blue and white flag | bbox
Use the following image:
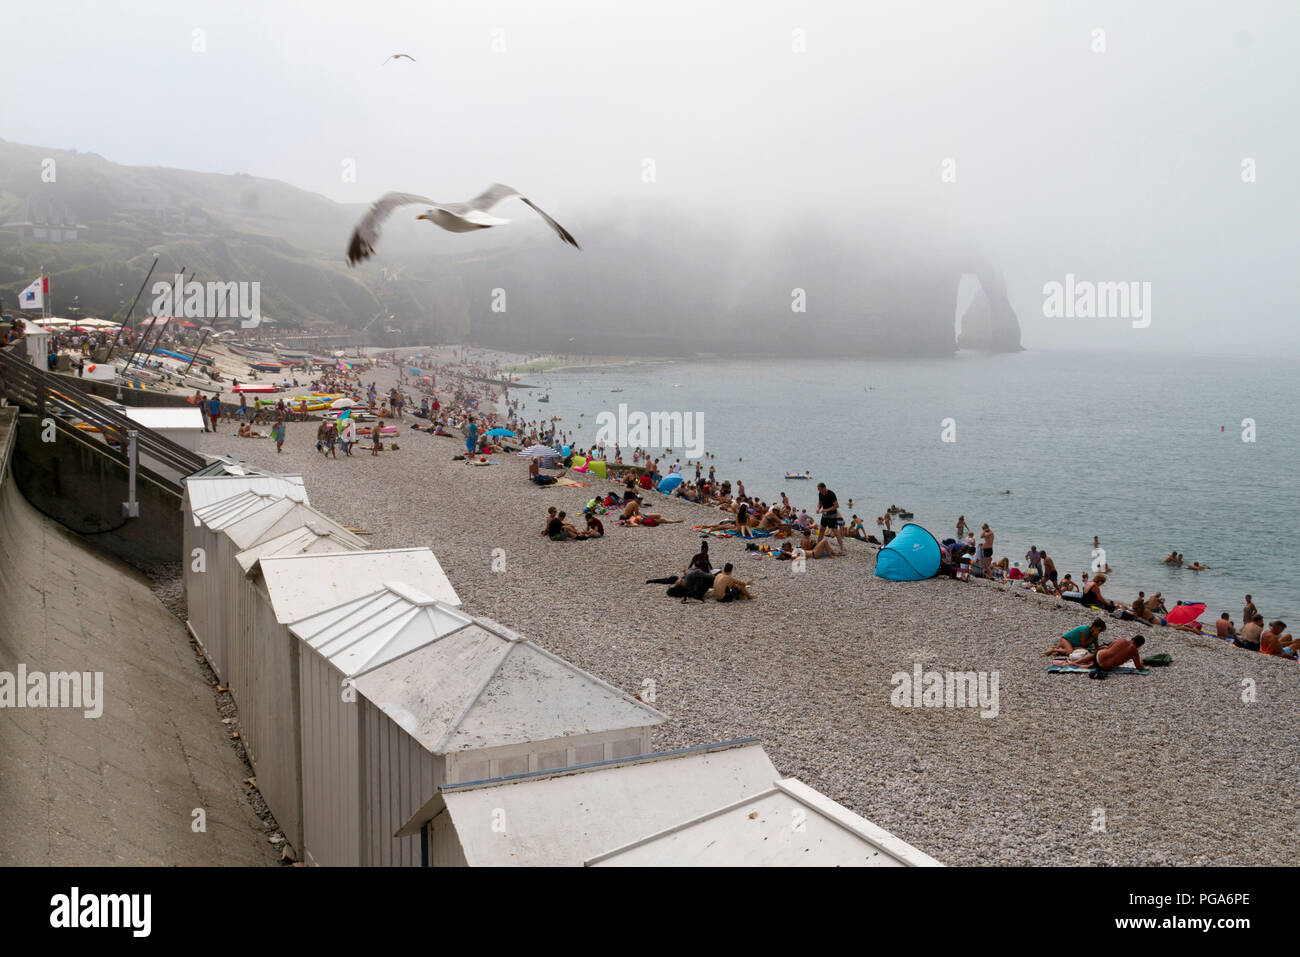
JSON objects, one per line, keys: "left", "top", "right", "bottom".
{"left": 20, "top": 277, "right": 46, "bottom": 309}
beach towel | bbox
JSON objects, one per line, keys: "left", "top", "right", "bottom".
{"left": 1048, "top": 664, "right": 1150, "bottom": 675}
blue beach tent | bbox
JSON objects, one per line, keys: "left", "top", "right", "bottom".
{"left": 874, "top": 523, "right": 942, "bottom": 581}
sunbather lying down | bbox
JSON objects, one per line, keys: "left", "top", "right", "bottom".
{"left": 1069, "top": 635, "right": 1146, "bottom": 678}
{"left": 621, "top": 497, "right": 683, "bottom": 526}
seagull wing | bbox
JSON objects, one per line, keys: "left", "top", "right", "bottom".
{"left": 347, "top": 191, "right": 438, "bottom": 265}
{"left": 452, "top": 183, "right": 581, "bottom": 249}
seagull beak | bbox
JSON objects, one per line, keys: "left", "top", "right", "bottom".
{"left": 415, "top": 213, "right": 427, "bottom": 221}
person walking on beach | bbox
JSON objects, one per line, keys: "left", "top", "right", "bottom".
{"left": 270, "top": 415, "right": 286, "bottom": 454}
{"left": 815, "top": 482, "right": 847, "bottom": 555}
{"left": 979, "top": 523, "right": 994, "bottom": 578}
{"left": 956, "top": 515, "right": 968, "bottom": 540}
{"left": 1243, "top": 595, "right": 1257, "bottom": 625}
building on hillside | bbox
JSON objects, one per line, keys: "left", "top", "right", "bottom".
{"left": 0, "top": 198, "right": 87, "bottom": 242}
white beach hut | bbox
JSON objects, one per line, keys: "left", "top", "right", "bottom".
{"left": 181, "top": 473, "right": 306, "bottom": 598}
{"left": 289, "top": 585, "right": 666, "bottom": 866}
{"left": 22, "top": 320, "right": 52, "bottom": 366}
{"left": 187, "top": 489, "right": 320, "bottom": 680}
{"left": 236, "top": 548, "right": 463, "bottom": 856}
{"left": 585, "top": 777, "right": 943, "bottom": 867}
{"left": 229, "top": 516, "right": 368, "bottom": 813}
{"left": 395, "top": 739, "right": 780, "bottom": 866}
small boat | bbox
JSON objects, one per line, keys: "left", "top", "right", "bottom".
{"left": 234, "top": 384, "right": 280, "bottom": 394}
{"left": 250, "top": 360, "right": 282, "bottom": 372}
{"left": 610, "top": 388, "right": 623, "bottom": 393}
{"left": 537, "top": 395, "right": 550, "bottom": 403}
{"left": 785, "top": 472, "right": 812, "bottom": 480}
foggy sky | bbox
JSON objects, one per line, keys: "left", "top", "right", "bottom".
{"left": 6, "top": 0, "right": 1298, "bottom": 356}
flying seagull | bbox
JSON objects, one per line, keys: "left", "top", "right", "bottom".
{"left": 346, "top": 184, "right": 580, "bottom": 265}
{"left": 382, "top": 54, "right": 416, "bottom": 64}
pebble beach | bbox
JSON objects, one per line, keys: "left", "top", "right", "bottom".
{"left": 196, "top": 354, "right": 1300, "bottom": 867}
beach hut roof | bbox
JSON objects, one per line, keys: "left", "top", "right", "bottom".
{"left": 349, "top": 602, "right": 666, "bottom": 754}
{"left": 289, "top": 584, "right": 474, "bottom": 678}
{"left": 193, "top": 490, "right": 292, "bottom": 532}
{"left": 257, "top": 548, "right": 461, "bottom": 623}
{"left": 187, "top": 455, "right": 275, "bottom": 479}
{"left": 218, "top": 498, "right": 348, "bottom": 551}
{"left": 235, "top": 517, "right": 368, "bottom": 573}
{"left": 183, "top": 473, "right": 307, "bottom": 518}
{"left": 585, "top": 777, "right": 943, "bottom": 867}
{"left": 394, "top": 740, "right": 778, "bottom": 864}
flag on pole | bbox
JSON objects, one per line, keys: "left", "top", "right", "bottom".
{"left": 20, "top": 277, "right": 47, "bottom": 310}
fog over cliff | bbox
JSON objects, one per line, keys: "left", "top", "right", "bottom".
{"left": 5, "top": 0, "right": 1298, "bottom": 356}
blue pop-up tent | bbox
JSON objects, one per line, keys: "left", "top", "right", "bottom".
{"left": 874, "top": 523, "right": 941, "bottom": 581}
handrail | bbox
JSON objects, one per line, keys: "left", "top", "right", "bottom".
{"left": 0, "top": 348, "right": 206, "bottom": 477}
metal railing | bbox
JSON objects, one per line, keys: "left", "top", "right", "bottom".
{"left": 0, "top": 347, "right": 206, "bottom": 479}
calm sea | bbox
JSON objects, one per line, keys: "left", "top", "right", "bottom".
{"left": 518, "top": 348, "right": 1300, "bottom": 624}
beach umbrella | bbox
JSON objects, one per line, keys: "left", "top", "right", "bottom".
{"left": 485, "top": 428, "right": 516, "bottom": 437}
{"left": 518, "top": 445, "right": 560, "bottom": 457}
{"left": 330, "top": 397, "right": 356, "bottom": 408}
{"left": 561, "top": 445, "right": 572, "bottom": 456}
{"left": 657, "top": 473, "right": 684, "bottom": 493}
{"left": 1165, "top": 602, "right": 1206, "bottom": 626}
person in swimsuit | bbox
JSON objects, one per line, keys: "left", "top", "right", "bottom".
{"left": 1046, "top": 618, "right": 1107, "bottom": 656}
{"left": 799, "top": 530, "right": 836, "bottom": 558}
{"left": 712, "top": 562, "right": 755, "bottom": 600}
{"left": 1071, "top": 635, "right": 1146, "bottom": 677}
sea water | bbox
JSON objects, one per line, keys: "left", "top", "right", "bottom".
{"left": 518, "top": 348, "right": 1299, "bottom": 624}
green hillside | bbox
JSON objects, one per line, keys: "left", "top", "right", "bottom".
{"left": 0, "top": 139, "right": 393, "bottom": 333}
